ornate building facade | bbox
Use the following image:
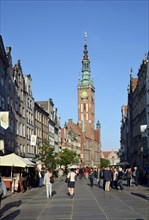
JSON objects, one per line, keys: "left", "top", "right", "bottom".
{"left": 0, "top": 36, "right": 8, "bottom": 155}
{"left": 120, "top": 53, "right": 149, "bottom": 182}
{"left": 36, "top": 99, "right": 61, "bottom": 154}
{"left": 61, "top": 34, "right": 101, "bottom": 167}
{"left": 101, "top": 150, "right": 120, "bottom": 166}
{"left": 0, "top": 35, "right": 61, "bottom": 159}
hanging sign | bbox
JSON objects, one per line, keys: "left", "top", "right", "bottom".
{"left": 0, "top": 112, "right": 9, "bottom": 129}
{"left": 31, "top": 135, "right": 37, "bottom": 146}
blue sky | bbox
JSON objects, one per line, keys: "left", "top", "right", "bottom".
{"left": 0, "top": 0, "right": 148, "bottom": 151}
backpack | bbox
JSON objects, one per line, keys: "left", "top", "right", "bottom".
{"left": 100, "top": 171, "right": 104, "bottom": 178}
{"left": 119, "top": 171, "right": 126, "bottom": 180}
{"left": 126, "top": 171, "right": 131, "bottom": 178}
{"left": 133, "top": 170, "right": 136, "bottom": 177}
{"left": 89, "top": 172, "right": 94, "bottom": 179}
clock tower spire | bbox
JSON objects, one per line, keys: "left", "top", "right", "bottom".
{"left": 61, "top": 33, "right": 101, "bottom": 168}
{"left": 78, "top": 32, "right": 94, "bottom": 88}
{"left": 78, "top": 33, "right": 95, "bottom": 139}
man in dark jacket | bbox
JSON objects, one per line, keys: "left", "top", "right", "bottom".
{"left": 103, "top": 167, "right": 112, "bottom": 191}
{"left": 117, "top": 167, "right": 124, "bottom": 191}
{"left": 133, "top": 166, "right": 139, "bottom": 186}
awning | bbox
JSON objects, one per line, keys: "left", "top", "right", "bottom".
{"left": 70, "top": 165, "right": 78, "bottom": 169}
{"left": 116, "top": 161, "right": 130, "bottom": 166}
{"left": 0, "top": 153, "right": 35, "bottom": 168}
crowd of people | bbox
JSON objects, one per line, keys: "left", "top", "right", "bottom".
{"left": 40, "top": 165, "right": 146, "bottom": 199}
{"left": 76, "top": 165, "right": 143, "bottom": 192}
{"left": 0, "top": 165, "right": 147, "bottom": 203}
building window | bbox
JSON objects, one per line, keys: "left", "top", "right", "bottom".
{"left": 16, "top": 121, "right": 19, "bottom": 135}
{"left": 83, "top": 103, "right": 86, "bottom": 111}
{"left": 15, "top": 102, "right": 18, "bottom": 112}
{"left": 81, "top": 104, "right": 83, "bottom": 112}
{"left": 1, "top": 76, "right": 4, "bottom": 86}
{"left": 86, "top": 114, "right": 88, "bottom": 120}
{"left": 1, "top": 97, "right": 4, "bottom": 109}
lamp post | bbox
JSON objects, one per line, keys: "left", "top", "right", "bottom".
{"left": 140, "top": 147, "right": 144, "bottom": 170}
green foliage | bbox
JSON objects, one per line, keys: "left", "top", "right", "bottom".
{"left": 37, "top": 140, "right": 80, "bottom": 168}
{"left": 100, "top": 158, "right": 110, "bottom": 168}
{"left": 38, "top": 139, "right": 56, "bottom": 169}
{"left": 57, "top": 148, "right": 80, "bottom": 167}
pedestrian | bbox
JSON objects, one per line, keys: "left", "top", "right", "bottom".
{"left": 99, "top": 168, "right": 104, "bottom": 189}
{"left": 58, "top": 168, "right": 64, "bottom": 181}
{"left": 96, "top": 168, "right": 101, "bottom": 187}
{"left": 79, "top": 167, "right": 84, "bottom": 179}
{"left": 112, "top": 168, "right": 118, "bottom": 189}
{"left": 19, "top": 172, "right": 25, "bottom": 193}
{"left": 133, "top": 166, "right": 139, "bottom": 186}
{"left": 43, "top": 168, "right": 54, "bottom": 199}
{"left": 75, "top": 167, "right": 79, "bottom": 177}
{"left": 84, "top": 166, "right": 90, "bottom": 179}
{"left": 38, "top": 171, "right": 43, "bottom": 187}
{"left": 0, "top": 174, "right": 7, "bottom": 208}
{"left": 67, "top": 168, "right": 76, "bottom": 198}
{"left": 125, "top": 168, "right": 132, "bottom": 187}
{"left": 117, "top": 167, "right": 124, "bottom": 191}
{"left": 89, "top": 168, "right": 94, "bottom": 187}
{"left": 103, "top": 167, "right": 112, "bottom": 192}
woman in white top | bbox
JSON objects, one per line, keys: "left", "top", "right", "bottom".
{"left": 67, "top": 168, "right": 76, "bottom": 198}
{"left": 43, "top": 168, "right": 53, "bottom": 198}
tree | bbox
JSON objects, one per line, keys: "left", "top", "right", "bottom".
{"left": 38, "top": 139, "right": 56, "bottom": 169}
{"left": 100, "top": 158, "right": 110, "bottom": 168}
{"left": 57, "top": 148, "right": 80, "bottom": 167}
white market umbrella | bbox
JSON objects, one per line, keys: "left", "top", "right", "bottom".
{"left": 0, "top": 153, "right": 35, "bottom": 168}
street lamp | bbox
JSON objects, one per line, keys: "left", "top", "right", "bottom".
{"left": 140, "top": 147, "right": 144, "bottom": 169}
{"left": 140, "top": 125, "right": 147, "bottom": 137}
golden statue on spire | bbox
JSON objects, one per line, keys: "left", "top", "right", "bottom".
{"left": 84, "top": 32, "right": 87, "bottom": 44}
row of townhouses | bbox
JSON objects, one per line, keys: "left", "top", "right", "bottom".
{"left": 120, "top": 52, "right": 149, "bottom": 176}
{"left": 0, "top": 34, "right": 101, "bottom": 167}
{"left": 0, "top": 35, "right": 61, "bottom": 159}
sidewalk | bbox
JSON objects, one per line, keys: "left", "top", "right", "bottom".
{"left": 0, "top": 178, "right": 149, "bottom": 220}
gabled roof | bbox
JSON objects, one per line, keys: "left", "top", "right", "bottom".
{"left": 102, "top": 151, "right": 119, "bottom": 159}
{"left": 67, "top": 120, "right": 82, "bottom": 135}
{"left": 124, "top": 105, "right": 128, "bottom": 114}
{"left": 133, "top": 78, "right": 138, "bottom": 90}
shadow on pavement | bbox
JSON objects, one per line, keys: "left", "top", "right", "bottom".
{"left": 52, "top": 190, "right": 57, "bottom": 198}
{"left": 131, "top": 192, "right": 149, "bottom": 201}
{"left": 0, "top": 210, "right": 20, "bottom": 220}
{"left": 136, "top": 219, "right": 146, "bottom": 220}
{"left": 0, "top": 200, "right": 22, "bottom": 219}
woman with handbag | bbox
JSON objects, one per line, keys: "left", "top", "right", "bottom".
{"left": 43, "top": 168, "right": 54, "bottom": 199}
{"left": 67, "top": 168, "right": 76, "bottom": 199}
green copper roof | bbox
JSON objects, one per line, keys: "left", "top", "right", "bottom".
{"left": 78, "top": 33, "right": 94, "bottom": 88}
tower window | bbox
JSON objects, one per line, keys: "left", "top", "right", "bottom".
{"left": 83, "top": 103, "right": 86, "bottom": 111}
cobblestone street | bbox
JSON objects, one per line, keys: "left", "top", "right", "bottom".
{"left": 0, "top": 178, "right": 149, "bottom": 220}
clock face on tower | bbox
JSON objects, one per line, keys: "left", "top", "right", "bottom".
{"left": 81, "top": 90, "right": 88, "bottom": 99}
